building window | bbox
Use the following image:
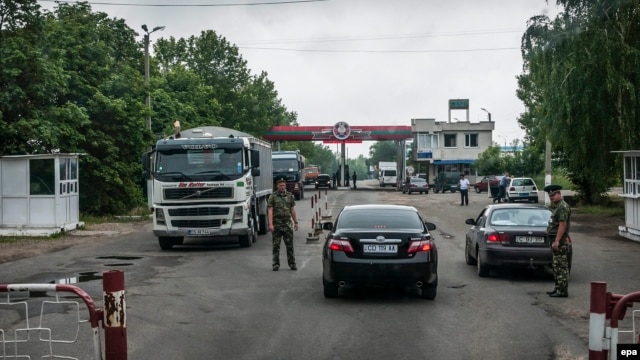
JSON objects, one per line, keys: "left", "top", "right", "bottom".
{"left": 416, "top": 133, "right": 439, "bottom": 150}
{"left": 30, "top": 159, "right": 55, "bottom": 195}
{"left": 465, "top": 133, "right": 479, "bottom": 148}
{"left": 623, "top": 155, "right": 640, "bottom": 197}
{"left": 443, "top": 134, "right": 457, "bottom": 148}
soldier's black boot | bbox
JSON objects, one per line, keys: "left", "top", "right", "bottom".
{"left": 546, "top": 288, "right": 557, "bottom": 295}
{"left": 549, "top": 292, "right": 568, "bottom": 298}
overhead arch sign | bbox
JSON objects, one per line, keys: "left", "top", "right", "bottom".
{"left": 263, "top": 123, "right": 412, "bottom": 143}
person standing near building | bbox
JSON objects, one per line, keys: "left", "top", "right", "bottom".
{"left": 494, "top": 171, "right": 510, "bottom": 203}
{"left": 268, "top": 175, "right": 299, "bottom": 271}
{"left": 545, "top": 184, "right": 571, "bottom": 298}
{"left": 459, "top": 173, "right": 470, "bottom": 206}
{"left": 352, "top": 171, "right": 357, "bottom": 189}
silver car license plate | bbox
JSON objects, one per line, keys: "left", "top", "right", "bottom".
{"left": 515, "top": 236, "right": 544, "bottom": 244}
{"left": 363, "top": 244, "right": 398, "bottom": 254}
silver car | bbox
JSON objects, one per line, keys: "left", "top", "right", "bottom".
{"left": 505, "top": 177, "right": 539, "bottom": 203}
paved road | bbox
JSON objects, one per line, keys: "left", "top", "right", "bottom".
{"left": 1, "top": 183, "right": 639, "bottom": 360}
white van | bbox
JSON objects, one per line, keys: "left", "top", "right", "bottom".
{"left": 379, "top": 168, "right": 397, "bottom": 187}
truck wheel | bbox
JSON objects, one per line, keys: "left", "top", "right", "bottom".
{"left": 239, "top": 234, "right": 252, "bottom": 248}
{"left": 258, "top": 214, "right": 267, "bottom": 235}
{"left": 295, "top": 192, "right": 301, "bottom": 200}
{"left": 158, "top": 237, "right": 175, "bottom": 251}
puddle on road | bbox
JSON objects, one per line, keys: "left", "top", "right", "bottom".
{"left": 96, "top": 256, "right": 142, "bottom": 261}
{"left": 50, "top": 271, "right": 103, "bottom": 284}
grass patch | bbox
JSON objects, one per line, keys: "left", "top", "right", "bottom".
{"left": 577, "top": 205, "right": 625, "bottom": 216}
{"left": 80, "top": 206, "right": 151, "bottom": 225}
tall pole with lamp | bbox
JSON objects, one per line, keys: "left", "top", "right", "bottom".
{"left": 142, "top": 24, "right": 165, "bottom": 131}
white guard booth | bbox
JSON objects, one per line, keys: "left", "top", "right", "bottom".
{"left": 0, "top": 154, "right": 83, "bottom": 236}
{"left": 617, "top": 150, "right": 640, "bottom": 242}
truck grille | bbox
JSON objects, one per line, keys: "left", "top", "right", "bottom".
{"left": 164, "top": 187, "right": 233, "bottom": 200}
{"left": 169, "top": 207, "right": 230, "bottom": 217}
{"left": 171, "top": 219, "right": 222, "bottom": 228}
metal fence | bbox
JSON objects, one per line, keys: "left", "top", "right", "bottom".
{"left": 1, "top": 270, "right": 126, "bottom": 360}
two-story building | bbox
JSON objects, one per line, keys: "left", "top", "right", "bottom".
{"left": 411, "top": 117, "right": 495, "bottom": 182}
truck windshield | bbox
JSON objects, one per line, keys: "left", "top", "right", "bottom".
{"left": 155, "top": 148, "right": 244, "bottom": 181}
{"left": 273, "top": 159, "right": 300, "bottom": 172}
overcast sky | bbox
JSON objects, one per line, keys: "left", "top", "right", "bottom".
{"left": 39, "top": 0, "right": 561, "bottom": 157}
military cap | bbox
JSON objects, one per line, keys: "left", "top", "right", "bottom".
{"left": 274, "top": 175, "right": 287, "bottom": 184}
{"left": 543, "top": 184, "right": 563, "bottom": 193}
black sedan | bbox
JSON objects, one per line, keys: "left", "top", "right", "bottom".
{"left": 315, "top": 174, "right": 332, "bottom": 189}
{"left": 321, "top": 204, "right": 438, "bottom": 299}
{"left": 464, "top": 203, "right": 572, "bottom": 277}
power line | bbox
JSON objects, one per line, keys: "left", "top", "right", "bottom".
{"left": 233, "top": 28, "right": 524, "bottom": 45}
{"left": 37, "top": 0, "right": 328, "bottom": 6}
{"left": 237, "top": 46, "right": 519, "bottom": 53}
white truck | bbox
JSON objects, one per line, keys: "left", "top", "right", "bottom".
{"left": 142, "top": 126, "right": 272, "bottom": 250}
{"left": 378, "top": 161, "right": 398, "bottom": 187}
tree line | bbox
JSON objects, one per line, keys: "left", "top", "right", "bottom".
{"left": 0, "top": 1, "right": 310, "bottom": 214}
{"left": 2, "top": 1, "right": 639, "bottom": 213}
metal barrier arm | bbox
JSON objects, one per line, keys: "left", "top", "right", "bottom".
{"left": 0, "top": 283, "right": 104, "bottom": 360}
{"left": 609, "top": 291, "right": 640, "bottom": 359}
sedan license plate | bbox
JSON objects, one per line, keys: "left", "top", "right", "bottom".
{"left": 188, "top": 229, "right": 211, "bottom": 235}
{"left": 363, "top": 244, "right": 398, "bottom": 254}
{"left": 515, "top": 236, "right": 544, "bottom": 244}
{"left": 519, "top": 192, "right": 529, "bottom": 197}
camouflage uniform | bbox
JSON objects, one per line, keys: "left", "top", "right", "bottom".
{"left": 268, "top": 191, "right": 296, "bottom": 269}
{"left": 547, "top": 199, "right": 571, "bottom": 295}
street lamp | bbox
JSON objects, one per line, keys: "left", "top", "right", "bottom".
{"left": 142, "top": 24, "right": 165, "bottom": 131}
{"left": 480, "top": 107, "right": 492, "bottom": 122}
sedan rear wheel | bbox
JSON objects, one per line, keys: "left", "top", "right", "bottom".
{"left": 420, "top": 284, "right": 437, "bottom": 300}
{"left": 323, "top": 279, "right": 339, "bottom": 298}
{"left": 476, "top": 249, "right": 490, "bottom": 277}
{"left": 475, "top": 186, "right": 481, "bottom": 194}
{"left": 465, "top": 242, "right": 476, "bottom": 265}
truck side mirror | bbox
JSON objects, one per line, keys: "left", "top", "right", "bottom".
{"left": 251, "top": 168, "right": 261, "bottom": 177}
{"left": 141, "top": 151, "right": 152, "bottom": 179}
{"left": 251, "top": 149, "right": 260, "bottom": 168}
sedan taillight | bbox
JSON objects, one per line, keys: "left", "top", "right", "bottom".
{"left": 328, "top": 237, "right": 354, "bottom": 253}
{"left": 407, "top": 236, "right": 433, "bottom": 254}
{"left": 487, "top": 233, "right": 510, "bottom": 244}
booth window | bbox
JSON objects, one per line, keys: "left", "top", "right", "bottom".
{"left": 30, "top": 159, "right": 55, "bottom": 195}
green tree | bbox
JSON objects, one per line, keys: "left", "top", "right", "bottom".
{"left": 474, "top": 145, "right": 505, "bottom": 175}
{"left": 368, "top": 141, "right": 399, "bottom": 169}
{"left": 518, "top": 0, "right": 640, "bottom": 204}
{"left": 153, "top": 31, "right": 296, "bottom": 138}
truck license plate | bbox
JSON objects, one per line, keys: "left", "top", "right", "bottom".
{"left": 188, "top": 229, "right": 211, "bottom": 235}
{"left": 363, "top": 244, "right": 398, "bottom": 254}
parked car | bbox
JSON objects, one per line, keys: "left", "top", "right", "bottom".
{"left": 321, "top": 204, "right": 438, "bottom": 299}
{"left": 315, "top": 174, "right": 332, "bottom": 189}
{"left": 506, "top": 177, "right": 539, "bottom": 203}
{"left": 474, "top": 175, "right": 503, "bottom": 193}
{"left": 464, "top": 203, "right": 572, "bottom": 277}
{"left": 402, "top": 177, "right": 430, "bottom": 194}
{"left": 433, "top": 172, "right": 459, "bottom": 193}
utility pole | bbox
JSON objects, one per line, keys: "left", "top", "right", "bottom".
{"left": 142, "top": 24, "right": 165, "bottom": 131}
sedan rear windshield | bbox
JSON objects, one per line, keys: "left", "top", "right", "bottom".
{"left": 338, "top": 209, "right": 424, "bottom": 229}
{"left": 491, "top": 208, "right": 550, "bottom": 227}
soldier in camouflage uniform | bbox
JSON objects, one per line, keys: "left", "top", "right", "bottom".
{"left": 268, "top": 175, "right": 299, "bottom": 271}
{"left": 545, "top": 185, "right": 571, "bottom": 298}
